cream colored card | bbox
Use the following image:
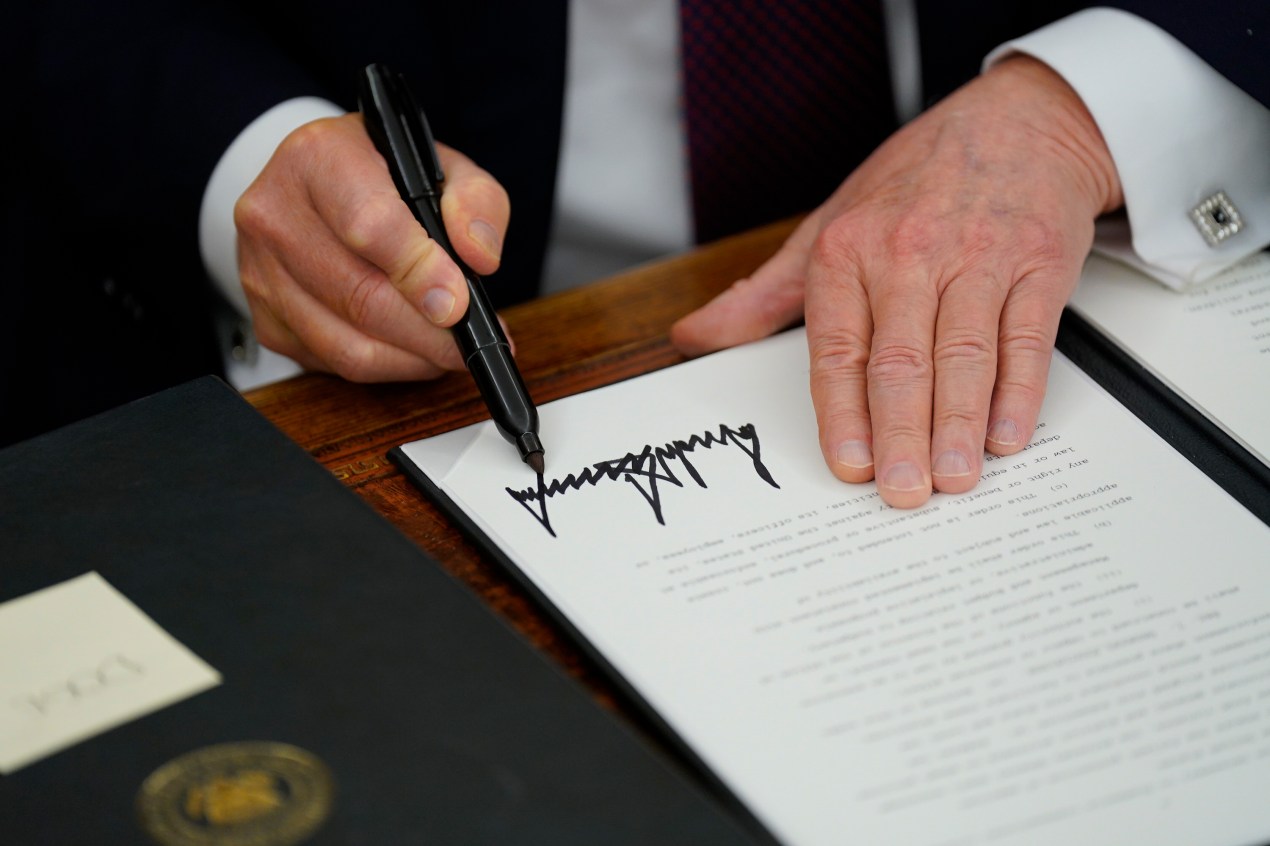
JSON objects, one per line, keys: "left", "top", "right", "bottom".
{"left": 0, "top": 572, "right": 221, "bottom": 774}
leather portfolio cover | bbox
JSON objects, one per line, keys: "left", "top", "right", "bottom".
{"left": 0, "top": 377, "right": 764, "bottom": 845}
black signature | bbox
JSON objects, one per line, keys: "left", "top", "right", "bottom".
{"left": 505, "top": 423, "right": 780, "bottom": 537}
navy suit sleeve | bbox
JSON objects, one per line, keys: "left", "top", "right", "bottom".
{"left": 1102, "top": 1, "right": 1269, "bottom": 107}
{"left": 29, "top": 0, "right": 561, "bottom": 309}
{"left": 34, "top": 2, "right": 332, "bottom": 241}
{"left": 915, "top": 2, "right": 1266, "bottom": 109}
{"left": 6, "top": 0, "right": 565, "bottom": 445}
{"left": 3, "top": 3, "right": 335, "bottom": 444}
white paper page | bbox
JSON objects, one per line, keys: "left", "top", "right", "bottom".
{"left": 399, "top": 329, "right": 1270, "bottom": 846}
{"left": 1069, "top": 251, "right": 1270, "bottom": 465}
{"left": 0, "top": 572, "right": 221, "bottom": 773}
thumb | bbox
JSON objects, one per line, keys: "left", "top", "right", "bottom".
{"left": 670, "top": 215, "right": 821, "bottom": 356}
{"left": 436, "top": 143, "right": 512, "bottom": 276}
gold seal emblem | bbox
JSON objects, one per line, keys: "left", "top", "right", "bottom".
{"left": 136, "top": 742, "right": 334, "bottom": 846}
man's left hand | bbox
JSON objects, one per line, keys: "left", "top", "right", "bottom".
{"left": 672, "top": 56, "right": 1123, "bottom": 508}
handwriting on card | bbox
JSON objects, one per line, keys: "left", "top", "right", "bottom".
{"left": 12, "top": 654, "right": 146, "bottom": 717}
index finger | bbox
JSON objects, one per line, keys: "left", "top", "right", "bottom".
{"left": 805, "top": 228, "right": 876, "bottom": 486}
{"left": 436, "top": 143, "right": 512, "bottom": 276}
{"left": 298, "top": 118, "right": 472, "bottom": 327}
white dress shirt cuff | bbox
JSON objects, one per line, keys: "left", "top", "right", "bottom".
{"left": 986, "top": 7, "right": 1270, "bottom": 289}
{"left": 198, "top": 96, "right": 345, "bottom": 315}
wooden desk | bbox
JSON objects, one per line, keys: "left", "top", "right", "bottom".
{"left": 244, "top": 218, "right": 798, "bottom": 703}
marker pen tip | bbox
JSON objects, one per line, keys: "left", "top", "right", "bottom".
{"left": 526, "top": 451, "right": 545, "bottom": 475}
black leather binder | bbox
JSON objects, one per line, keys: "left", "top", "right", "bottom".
{"left": 0, "top": 377, "right": 766, "bottom": 845}
{"left": 1055, "top": 308, "right": 1270, "bottom": 526}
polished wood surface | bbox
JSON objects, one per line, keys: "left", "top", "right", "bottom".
{"left": 245, "top": 217, "right": 799, "bottom": 702}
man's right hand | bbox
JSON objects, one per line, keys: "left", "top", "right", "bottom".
{"left": 234, "top": 113, "right": 511, "bottom": 381}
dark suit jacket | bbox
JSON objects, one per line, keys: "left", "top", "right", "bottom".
{"left": 4, "top": 1, "right": 1265, "bottom": 445}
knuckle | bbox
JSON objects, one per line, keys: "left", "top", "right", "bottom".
{"left": 237, "top": 256, "right": 284, "bottom": 312}
{"left": 993, "top": 367, "right": 1047, "bottom": 407}
{"left": 233, "top": 190, "right": 275, "bottom": 237}
{"left": 884, "top": 216, "right": 936, "bottom": 262}
{"left": 815, "top": 404, "right": 865, "bottom": 439}
{"left": 238, "top": 264, "right": 266, "bottom": 301}
{"left": 280, "top": 119, "right": 332, "bottom": 159}
{"left": 933, "top": 405, "right": 982, "bottom": 429}
{"left": 998, "top": 320, "right": 1053, "bottom": 355}
{"left": 862, "top": 402, "right": 932, "bottom": 446}
{"left": 810, "top": 216, "right": 866, "bottom": 275}
{"left": 467, "top": 174, "right": 510, "bottom": 215}
{"left": 395, "top": 238, "right": 447, "bottom": 292}
{"left": 866, "top": 342, "right": 933, "bottom": 386}
{"left": 877, "top": 201, "right": 957, "bottom": 264}
{"left": 959, "top": 215, "right": 1000, "bottom": 251}
{"left": 342, "top": 269, "right": 392, "bottom": 328}
{"left": 252, "top": 318, "right": 293, "bottom": 358}
{"left": 438, "top": 165, "right": 510, "bottom": 228}
{"left": 1013, "top": 217, "right": 1066, "bottom": 265}
{"left": 878, "top": 420, "right": 930, "bottom": 444}
{"left": 932, "top": 330, "right": 996, "bottom": 367}
{"left": 808, "top": 330, "right": 870, "bottom": 377}
{"left": 326, "top": 338, "right": 380, "bottom": 382}
{"left": 340, "top": 192, "right": 401, "bottom": 252}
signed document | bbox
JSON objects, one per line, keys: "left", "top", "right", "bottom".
{"left": 1070, "top": 252, "right": 1270, "bottom": 466}
{"left": 395, "top": 329, "right": 1270, "bottom": 846}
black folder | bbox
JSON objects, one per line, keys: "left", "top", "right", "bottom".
{"left": 0, "top": 377, "right": 766, "bottom": 845}
{"left": 1054, "top": 308, "right": 1270, "bottom": 525}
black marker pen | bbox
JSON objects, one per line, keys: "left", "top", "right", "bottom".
{"left": 359, "top": 63, "right": 544, "bottom": 473}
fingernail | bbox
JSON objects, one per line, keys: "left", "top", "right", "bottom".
{"left": 422, "top": 288, "right": 456, "bottom": 324}
{"left": 933, "top": 449, "right": 972, "bottom": 478}
{"left": 881, "top": 461, "right": 926, "bottom": 492}
{"left": 468, "top": 219, "right": 502, "bottom": 261}
{"left": 836, "top": 440, "right": 873, "bottom": 469}
{"left": 987, "top": 419, "right": 1020, "bottom": 447}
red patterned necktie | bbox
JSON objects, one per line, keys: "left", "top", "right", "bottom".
{"left": 680, "top": 0, "right": 896, "bottom": 243}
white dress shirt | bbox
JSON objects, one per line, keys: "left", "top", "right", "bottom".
{"left": 988, "top": 7, "right": 1270, "bottom": 289}
{"left": 198, "top": 3, "right": 1270, "bottom": 389}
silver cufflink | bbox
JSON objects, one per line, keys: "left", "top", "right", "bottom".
{"left": 1190, "top": 190, "right": 1243, "bottom": 247}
